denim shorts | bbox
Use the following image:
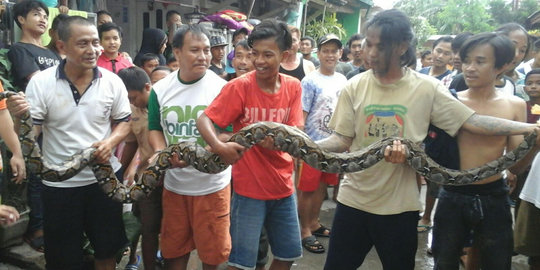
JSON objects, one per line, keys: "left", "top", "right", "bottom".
{"left": 228, "top": 192, "right": 302, "bottom": 269}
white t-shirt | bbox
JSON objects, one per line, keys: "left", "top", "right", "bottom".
{"left": 301, "top": 70, "right": 347, "bottom": 141}
{"left": 330, "top": 69, "right": 475, "bottom": 215}
{"left": 520, "top": 152, "right": 540, "bottom": 208}
{"left": 150, "top": 70, "right": 231, "bottom": 196}
{"left": 27, "top": 65, "right": 131, "bottom": 188}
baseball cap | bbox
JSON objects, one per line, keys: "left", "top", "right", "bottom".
{"left": 318, "top": 34, "right": 342, "bottom": 48}
{"left": 210, "top": 35, "right": 228, "bottom": 48}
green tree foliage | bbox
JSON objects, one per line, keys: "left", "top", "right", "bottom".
{"left": 514, "top": 0, "right": 539, "bottom": 26}
{"left": 489, "top": 0, "right": 539, "bottom": 26}
{"left": 489, "top": 0, "right": 514, "bottom": 25}
{"left": 304, "top": 13, "right": 347, "bottom": 42}
{"left": 394, "top": 0, "right": 538, "bottom": 48}
{"left": 434, "top": 0, "right": 493, "bottom": 34}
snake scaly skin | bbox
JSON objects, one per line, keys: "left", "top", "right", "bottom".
{"left": 1, "top": 91, "right": 537, "bottom": 203}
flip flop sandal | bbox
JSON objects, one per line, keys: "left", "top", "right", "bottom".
{"left": 124, "top": 254, "right": 141, "bottom": 270}
{"left": 312, "top": 225, "right": 331, "bottom": 237}
{"left": 24, "top": 235, "right": 44, "bottom": 253}
{"left": 417, "top": 221, "right": 432, "bottom": 233}
{"left": 302, "top": 235, "right": 325, "bottom": 254}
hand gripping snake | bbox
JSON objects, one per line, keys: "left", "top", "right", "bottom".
{"left": 1, "top": 91, "right": 537, "bottom": 203}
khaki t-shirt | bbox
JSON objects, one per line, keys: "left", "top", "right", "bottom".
{"left": 330, "top": 69, "right": 474, "bottom": 215}
{"left": 125, "top": 105, "right": 153, "bottom": 174}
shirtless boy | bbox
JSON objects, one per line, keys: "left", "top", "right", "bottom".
{"left": 432, "top": 32, "right": 526, "bottom": 269}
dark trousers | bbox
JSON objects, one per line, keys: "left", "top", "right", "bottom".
{"left": 433, "top": 181, "right": 513, "bottom": 270}
{"left": 324, "top": 202, "right": 418, "bottom": 270}
{"left": 26, "top": 172, "right": 44, "bottom": 233}
{"left": 43, "top": 171, "right": 127, "bottom": 270}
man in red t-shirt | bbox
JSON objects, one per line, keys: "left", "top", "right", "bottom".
{"left": 197, "top": 19, "right": 304, "bottom": 270}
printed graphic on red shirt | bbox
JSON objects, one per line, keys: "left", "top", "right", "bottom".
{"left": 240, "top": 107, "right": 292, "bottom": 125}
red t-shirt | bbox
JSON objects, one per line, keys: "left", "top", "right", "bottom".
{"left": 0, "top": 83, "right": 6, "bottom": 110}
{"left": 205, "top": 71, "right": 304, "bottom": 200}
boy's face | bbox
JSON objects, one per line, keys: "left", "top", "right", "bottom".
{"left": 350, "top": 39, "right": 363, "bottom": 62}
{"left": 452, "top": 52, "right": 462, "bottom": 72}
{"left": 127, "top": 87, "right": 150, "bottom": 108}
{"left": 462, "top": 43, "right": 504, "bottom": 89}
{"left": 299, "top": 40, "right": 312, "bottom": 55}
{"left": 142, "top": 59, "right": 159, "bottom": 76}
{"left": 19, "top": 8, "right": 48, "bottom": 35}
{"left": 317, "top": 42, "right": 341, "bottom": 71}
{"left": 525, "top": 74, "right": 540, "bottom": 100}
{"left": 421, "top": 53, "right": 432, "bottom": 67}
{"left": 432, "top": 41, "right": 452, "bottom": 68}
{"left": 167, "top": 14, "right": 182, "bottom": 28}
{"left": 251, "top": 37, "right": 284, "bottom": 81}
{"left": 150, "top": 69, "right": 171, "bottom": 84}
{"left": 233, "top": 33, "right": 246, "bottom": 45}
{"left": 508, "top": 30, "right": 528, "bottom": 71}
{"left": 211, "top": 45, "right": 226, "bottom": 62}
{"left": 97, "top": 14, "right": 112, "bottom": 26}
{"left": 232, "top": 46, "right": 254, "bottom": 76}
{"left": 167, "top": 60, "right": 179, "bottom": 71}
{"left": 100, "top": 29, "right": 121, "bottom": 56}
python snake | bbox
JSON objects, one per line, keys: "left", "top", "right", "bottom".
{"left": 1, "top": 91, "right": 537, "bottom": 203}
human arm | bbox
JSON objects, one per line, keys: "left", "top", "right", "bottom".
{"left": 120, "top": 139, "right": 138, "bottom": 169}
{"left": 505, "top": 100, "right": 526, "bottom": 187}
{"left": 461, "top": 114, "right": 538, "bottom": 136}
{"left": 316, "top": 132, "right": 353, "bottom": 153}
{"left": 91, "top": 121, "right": 130, "bottom": 164}
{"left": 58, "top": 0, "right": 69, "bottom": 14}
{"left": 147, "top": 129, "right": 187, "bottom": 168}
{"left": 123, "top": 149, "right": 139, "bottom": 186}
{"left": 196, "top": 112, "right": 245, "bottom": 165}
{"left": 0, "top": 109, "right": 25, "bottom": 183}
{"left": 121, "top": 138, "right": 139, "bottom": 185}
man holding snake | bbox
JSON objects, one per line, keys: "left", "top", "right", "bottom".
{"left": 312, "top": 10, "right": 540, "bottom": 269}
{"left": 7, "top": 16, "right": 131, "bottom": 270}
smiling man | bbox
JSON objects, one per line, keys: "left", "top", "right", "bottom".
{"left": 197, "top": 19, "right": 304, "bottom": 270}
{"left": 147, "top": 24, "right": 232, "bottom": 270}
{"left": 7, "top": 16, "right": 131, "bottom": 269}
{"left": 297, "top": 34, "right": 346, "bottom": 254}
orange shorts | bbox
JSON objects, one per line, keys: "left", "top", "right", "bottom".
{"left": 161, "top": 185, "right": 231, "bottom": 265}
{"left": 297, "top": 161, "right": 338, "bottom": 192}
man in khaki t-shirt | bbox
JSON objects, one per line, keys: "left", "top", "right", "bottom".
{"left": 317, "top": 10, "right": 540, "bottom": 270}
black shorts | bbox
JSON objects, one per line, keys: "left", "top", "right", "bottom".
{"left": 42, "top": 176, "right": 127, "bottom": 270}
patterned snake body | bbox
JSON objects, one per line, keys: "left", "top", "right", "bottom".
{"left": 1, "top": 91, "right": 537, "bottom": 203}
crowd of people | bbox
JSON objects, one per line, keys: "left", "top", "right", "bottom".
{"left": 1, "top": 1, "right": 540, "bottom": 270}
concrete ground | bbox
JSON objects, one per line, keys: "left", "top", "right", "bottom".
{"left": 1, "top": 185, "right": 530, "bottom": 270}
